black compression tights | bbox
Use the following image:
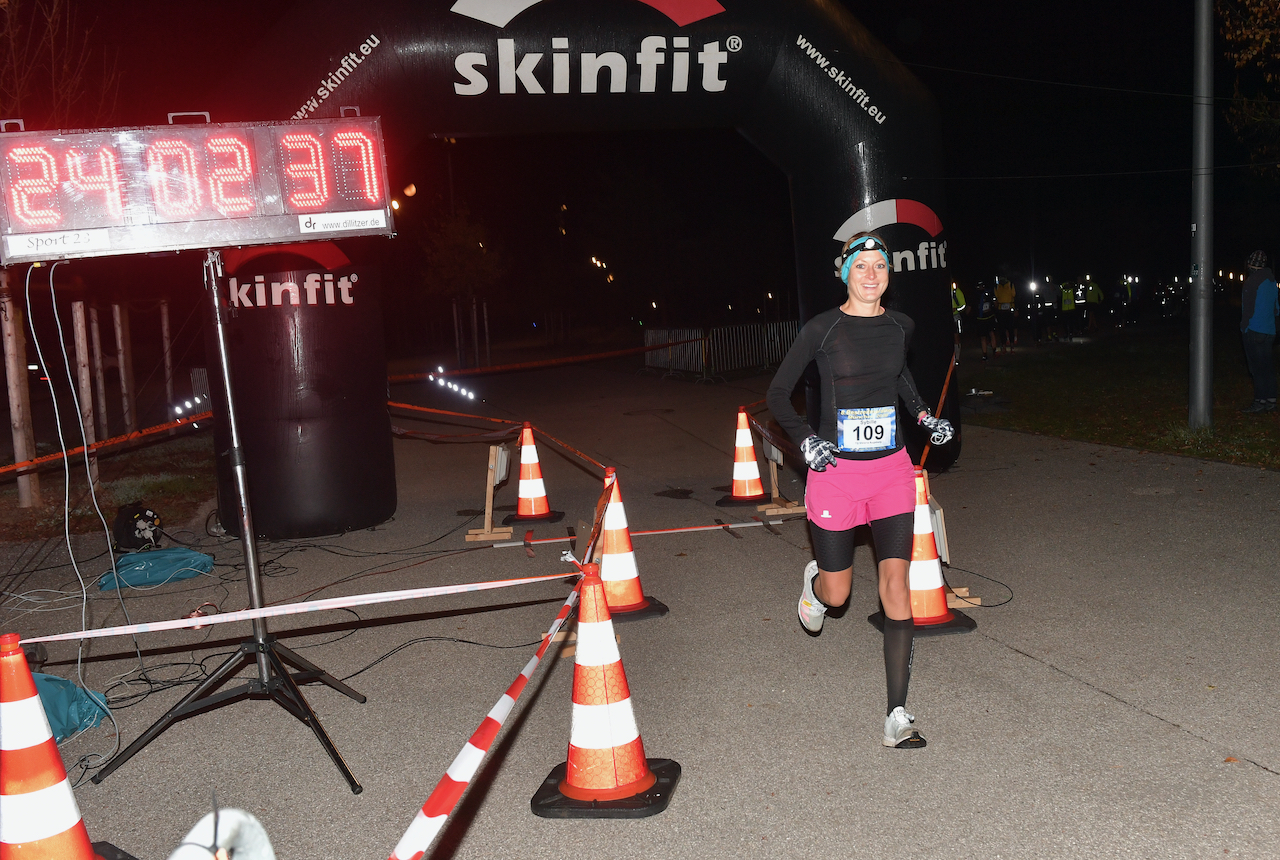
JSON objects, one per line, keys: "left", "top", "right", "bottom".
{"left": 809, "top": 512, "right": 913, "bottom": 572}
{"left": 883, "top": 615, "right": 914, "bottom": 716}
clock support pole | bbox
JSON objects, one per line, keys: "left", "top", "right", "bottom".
{"left": 91, "top": 249, "right": 366, "bottom": 793}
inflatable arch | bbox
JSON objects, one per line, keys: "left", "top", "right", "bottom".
{"left": 217, "top": 0, "right": 960, "bottom": 468}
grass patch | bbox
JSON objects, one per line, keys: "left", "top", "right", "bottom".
{"left": 0, "top": 431, "right": 216, "bottom": 543}
{"left": 957, "top": 318, "right": 1280, "bottom": 469}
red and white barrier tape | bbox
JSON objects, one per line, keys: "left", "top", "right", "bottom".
{"left": 0, "top": 411, "right": 212, "bottom": 476}
{"left": 387, "top": 338, "right": 705, "bottom": 383}
{"left": 491, "top": 517, "right": 791, "bottom": 549}
{"left": 389, "top": 582, "right": 582, "bottom": 860}
{"left": 17, "top": 572, "right": 574, "bottom": 645}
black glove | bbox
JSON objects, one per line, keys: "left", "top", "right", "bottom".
{"left": 919, "top": 413, "right": 955, "bottom": 445}
{"left": 800, "top": 435, "right": 838, "bottom": 471}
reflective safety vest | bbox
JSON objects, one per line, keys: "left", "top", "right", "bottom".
{"left": 952, "top": 286, "right": 966, "bottom": 314}
{"left": 995, "top": 281, "right": 1015, "bottom": 310}
{"left": 1060, "top": 286, "right": 1076, "bottom": 311}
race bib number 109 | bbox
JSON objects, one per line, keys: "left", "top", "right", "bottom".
{"left": 837, "top": 406, "right": 896, "bottom": 453}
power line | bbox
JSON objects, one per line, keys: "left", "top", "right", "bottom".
{"left": 903, "top": 60, "right": 1272, "bottom": 105}
{"left": 934, "top": 159, "right": 1280, "bottom": 182}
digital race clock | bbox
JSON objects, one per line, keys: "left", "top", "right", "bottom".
{"left": 0, "top": 117, "right": 394, "bottom": 265}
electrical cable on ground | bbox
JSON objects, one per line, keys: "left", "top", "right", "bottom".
{"left": 26, "top": 261, "right": 128, "bottom": 779}
{"left": 940, "top": 563, "right": 1014, "bottom": 608}
{"left": 340, "top": 633, "right": 547, "bottom": 683}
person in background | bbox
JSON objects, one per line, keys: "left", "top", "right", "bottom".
{"left": 1110, "top": 280, "right": 1129, "bottom": 328}
{"left": 994, "top": 277, "right": 1017, "bottom": 353}
{"left": 1084, "top": 279, "right": 1104, "bottom": 333}
{"left": 1059, "top": 282, "right": 1077, "bottom": 341}
{"left": 1239, "top": 250, "right": 1278, "bottom": 414}
{"left": 951, "top": 282, "right": 966, "bottom": 358}
{"left": 975, "top": 281, "right": 997, "bottom": 359}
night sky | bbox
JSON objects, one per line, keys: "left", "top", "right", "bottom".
{"left": 846, "top": 0, "right": 1277, "bottom": 287}
{"left": 82, "top": 1, "right": 1280, "bottom": 320}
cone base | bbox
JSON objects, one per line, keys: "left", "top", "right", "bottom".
{"left": 503, "top": 510, "right": 565, "bottom": 525}
{"left": 867, "top": 609, "right": 977, "bottom": 637}
{"left": 93, "top": 843, "right": 139, "bottom": 860}
{"left": 607, "top": 596, "right": 669, "bottom": 623}
{"left": 531, "top": 758, "right": 681, "bottom": 819}
{"left": 715, "top": 494, "right": 767, "bottom": 506}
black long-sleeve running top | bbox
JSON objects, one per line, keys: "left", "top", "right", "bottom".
{"left": 766, "top": 307, "right": 928, "bottom": 460}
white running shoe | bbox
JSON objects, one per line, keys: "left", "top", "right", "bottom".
{"left": 798, "top": 560, "right": 826, "bottom": 634}
{"left": 883, "top": 706, "right": 926, "bottom": 748}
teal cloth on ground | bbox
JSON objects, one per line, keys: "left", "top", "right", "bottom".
{"left": 97, "top": 547, "right": 215, "bottom": 591}
{"left": 33, "top": 672, "right": 107, "bottom": 743}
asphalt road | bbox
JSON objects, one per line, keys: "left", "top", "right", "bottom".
{"left": 4, "top": 361, "right": 1279, "bottom": 859}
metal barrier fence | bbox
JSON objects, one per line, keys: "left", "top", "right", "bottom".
{"left": 644, "top": 321, "right": 799, "bottom": 379}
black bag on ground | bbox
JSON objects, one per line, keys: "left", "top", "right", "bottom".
{"left": 113, "top": 503, "right": 162, "bottom": 550}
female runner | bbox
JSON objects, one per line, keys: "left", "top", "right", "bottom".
{"left": 765, "top": 232, "right": 953, "bottom": 749}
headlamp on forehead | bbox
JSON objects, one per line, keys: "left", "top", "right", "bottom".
{"left": 839, "top": 235, "right": 891, "bottom": 282}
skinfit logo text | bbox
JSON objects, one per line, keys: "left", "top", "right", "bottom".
{"left": 229, "top": 273, "right": 357, "bottom": 309}
{"left": 455, "top": 36, "right": 731, "bottom": 95}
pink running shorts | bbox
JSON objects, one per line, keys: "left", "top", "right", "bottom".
{"left": 805, "top": 447, "right": 915, "bottom": 531}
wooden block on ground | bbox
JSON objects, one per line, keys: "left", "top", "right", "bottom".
{"left": 758, "top": 500, "right": 802, "bottom": 512}
{"left": 946, "top": 593, "right": 981, "bottom": 608}
{"left": 465, "top": 528, "right": 514, "bottom": 542}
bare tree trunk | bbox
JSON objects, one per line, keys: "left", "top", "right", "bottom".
{"left": 1, "top": 270, "right": 41, "bottom": 507}
{"left": 89, "top": 305, "right": 108, "bottom": 439}
{"left": 452, "top": 298, "right": 464, "bottom": 368}
{"left": 112, "top": 302, "right": 136, "bottom": 434}
{"left": 470, "top": 297, "right": 480, "bottom": 367}
{"left": 70, "top": 299, "right": 99, "bottom": 489}
{"left": 161, "top": 298, "right": 174, "bottom": 434}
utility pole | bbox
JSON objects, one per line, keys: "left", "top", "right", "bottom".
{"left": 0, "top": 270, "right": 41, "bottom": 507}
{"left": 1189, "top": 0, "right": 1214, "bottom": 429}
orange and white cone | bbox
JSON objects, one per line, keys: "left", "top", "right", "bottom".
{"left": 906, "top": 470, "right": 975, "bottom": 634}
{"left": 560, "top": 566, "right": 656, "bottom": 801}
{"left": 599, "top": 469, "right": 650, "bottom": 614}
{"left": 513, "top": 422, "right": 553, "bottom": 520}
{"left": 531, "top": 566, "right": 680, "bottom": 817}
{"left": 0, "top": 633, "right": 105, "bottom": 860}
{"left": 721, "top": 408, "right": 766, "bottom": 503}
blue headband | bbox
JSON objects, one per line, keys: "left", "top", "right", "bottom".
{"left": 840, "top": 236, "right": 890, "bottom": 282}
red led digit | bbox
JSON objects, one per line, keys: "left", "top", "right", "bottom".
{"left": 205, "top": 135, "right": 254, "bottom": 216}
{"left": 146, "top": 139, "right": 204, "bottom": 217}
{"left": 281, "top": 132, "right": 330, "bottom": 209}
{"left": 6, "top": 146, "right": 61, "bottom": 228}
{"left": 333, "top": 130, "right": 381, "bottom": 203}
{"left": 66, "top": 147, "right": 124, "bottom": 218}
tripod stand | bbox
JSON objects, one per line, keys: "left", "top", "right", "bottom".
{"left": 92, "top": 249, "right": 365, "bottom": 793}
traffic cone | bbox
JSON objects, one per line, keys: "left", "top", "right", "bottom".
{"left": 868, "top": 469, "right": 975, "bottom": 637}
{"left": 0, "top": 633, "right": 106, "bottom": 860}
{"left": 505, "top": 423, "right": 562, "bottom": 524}
{"left": 598, "top": 469, "right": 667, "bottom": 621}
{"left": 716, "top": 408, "right": 766, "bottom": 506}
{"left": 531, "top": 566, "right": 680, "bottom": 819}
